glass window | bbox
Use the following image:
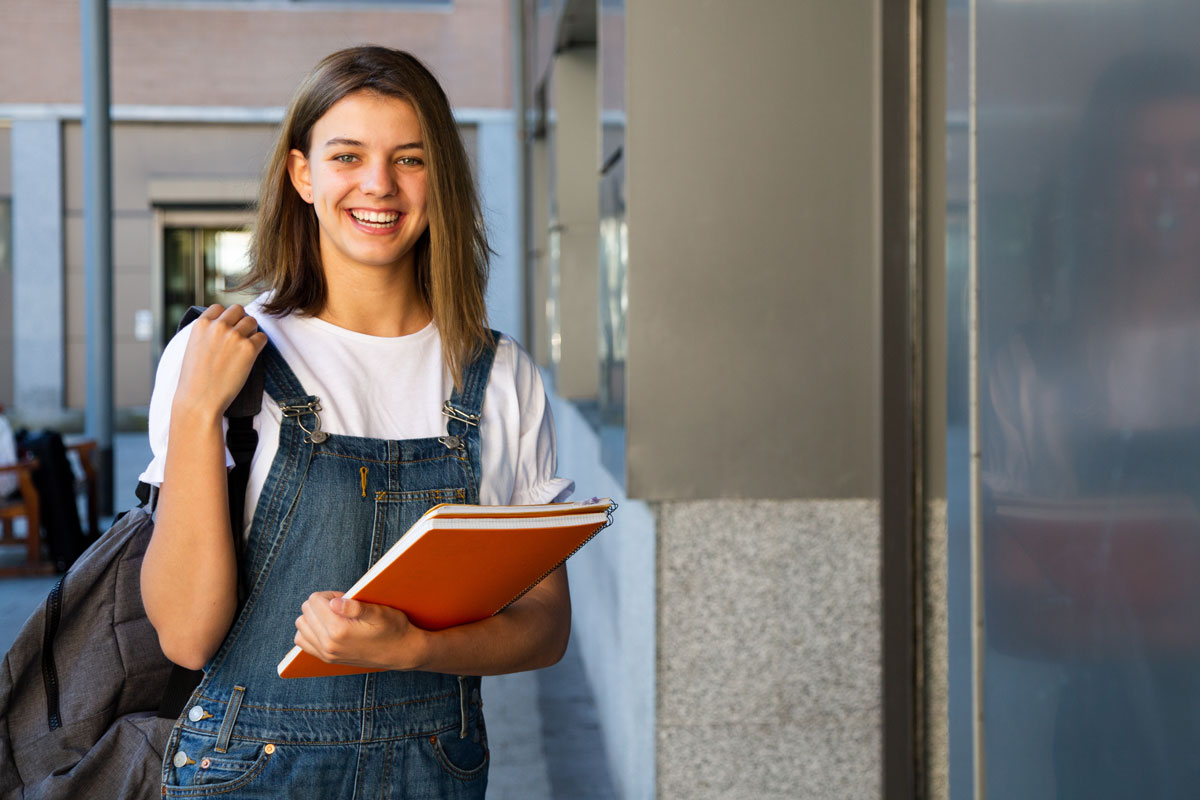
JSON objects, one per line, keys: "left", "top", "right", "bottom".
{"left": 162, "top": 225, "right": 256, "bottom": 348}
{"left": 949, "top": 2, "right": 1200, "bottom": 797}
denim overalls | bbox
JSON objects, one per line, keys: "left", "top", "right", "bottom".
{"left": 161, "top": 338, "right": 495, "bottom": 799}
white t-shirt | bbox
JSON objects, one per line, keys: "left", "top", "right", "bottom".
{"left": 140, "top": 296, "right": 574, "bottom": 538}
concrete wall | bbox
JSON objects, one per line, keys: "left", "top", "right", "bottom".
{"left": 0, "top": 126, "right": 11, "bottom": 410}
{"left": 550, "top": 48, "right": 600, "bottom": 398}
{"left": 550, "top": 390, "right": 656, "bottom": 800}
{"left": 11, "top": 119, "right": 65, "bottom": 416}
{"left": 476, "top": 116, "right": 523, "bottom": 342}
{"left": 625, "top": 0, "right": 881, "bottom": 501}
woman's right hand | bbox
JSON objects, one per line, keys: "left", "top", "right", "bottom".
{"left": 173, "top": 304, "right": 268, "bottom": 420}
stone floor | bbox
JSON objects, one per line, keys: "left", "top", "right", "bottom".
{"left": 0, "top": 432, "right": 617, "bottom": 799}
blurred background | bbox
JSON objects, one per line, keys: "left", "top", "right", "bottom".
{"left": 5, "top": 0, "right": 1200, "bottom": 798}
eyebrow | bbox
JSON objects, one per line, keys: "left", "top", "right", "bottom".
{"left": 322, "top": 137, "right": 425, "bottom": 150}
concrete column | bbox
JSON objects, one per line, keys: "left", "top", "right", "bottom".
{"left": 551, "top": 47, "right": 600, "bottom": 399}
{"left": 529, "top": 137, "right": 551, "bottom": 366}
{"left": 655, "top": 499, "right": 881, "bottom": 799}
{"left": 476, "top": 116, "right": 524, "bottom": 344}
{"left": 12, "top": 118, "right": 65, "bottom": 418}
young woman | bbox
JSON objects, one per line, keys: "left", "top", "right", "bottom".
{"left": 140, "top": 46, "right": 573, "bottom": 798}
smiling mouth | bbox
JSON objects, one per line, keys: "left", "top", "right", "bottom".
{"left": 348, "top": 209, "right": 402, "bottom": 228}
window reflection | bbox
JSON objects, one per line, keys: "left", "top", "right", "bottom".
{"left": 982, "top": 52, "right": 1200, "bottom": 798}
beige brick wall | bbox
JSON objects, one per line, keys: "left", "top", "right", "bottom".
{"left": 0, "top": 0, "right": 511, "bottom": 109}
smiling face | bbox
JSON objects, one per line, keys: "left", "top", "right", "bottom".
{"left": 287, "top": 90, "right": 430, "bottom": 279}
{"left": 1118, "top": 97, "right": 1200, "bottom": 264}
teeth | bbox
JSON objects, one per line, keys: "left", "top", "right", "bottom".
{"left": 352, "top": 210, "right": 400, "bottom": 224}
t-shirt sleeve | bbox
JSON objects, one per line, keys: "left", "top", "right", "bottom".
{"left": 505, "top": 341, "right": 574, "bottom": 506}
{"left": 138, "top": 324, "right": 235, "bottom": 487}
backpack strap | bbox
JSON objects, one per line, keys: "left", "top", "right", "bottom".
{"left": 155, "top": 305, "right": 265, "bottom": 720}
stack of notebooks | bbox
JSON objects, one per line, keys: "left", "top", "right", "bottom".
{"left": 278, "top": 498, "right": 615, "bottom": 678}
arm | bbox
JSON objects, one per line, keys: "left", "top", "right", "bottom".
{"left": 293, "top": 566, "right": 570, "bottom": 676}
{"left": 141, "top": 304, "right": 267, "bottom": 670}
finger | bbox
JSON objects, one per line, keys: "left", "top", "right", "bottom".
{"left": 299, "top": 605, "right": 338, "bottom": 650}
{"left": 305, "top": 591, "right": 336, "bottom": 612}
{"left": 218, "top": 303, "right": 247, "bottom": 326}
{"left": 294, "top": 617, "right": 323, "bottom": 657}
{"left": 248, "top": 331, "right": 269, "bottom": 352}
{"left": 330, "top": 597, "right": 362, "bottom": 618}
{"left": 303, "top": 593, "right": 340, "bottom": 632}
{"left": 232, "top": 314, "right": 259, "bottom": 337}
{"left": 200, "top": 303, "right": 225, "bottom": 320}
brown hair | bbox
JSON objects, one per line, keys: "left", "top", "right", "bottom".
{"left": 246, "top": 45, "right": 492, "bottom": 388}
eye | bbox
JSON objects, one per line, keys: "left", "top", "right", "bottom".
{"left": 333, "top": 154, "right": 358, "bottom": 164}
{"left": 397, "top": 156, "right": 424, "bottom": 167}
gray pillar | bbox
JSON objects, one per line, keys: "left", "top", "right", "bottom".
{"left": 552, "top": 48, "right": 600, "bottom": 399}
{"left": 12, "top": 119, "right": 65, "bottom": 419}
{"left": 477, "top": 116, "right": 524, "bottom": 343}
{"left": 82, "top": 0, "right": 115, "bottom": 514}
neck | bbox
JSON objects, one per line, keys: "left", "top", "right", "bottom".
{"left": 317, "top": 254, "right": 431, "bottom": 337}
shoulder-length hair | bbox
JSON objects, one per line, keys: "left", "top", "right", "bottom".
{"left": 246, "top": 45, "right": 492, "bottom": 388}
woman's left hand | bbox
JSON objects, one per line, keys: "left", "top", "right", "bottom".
{"left": 294, "top": 591, "right": 429, "bottom": 671}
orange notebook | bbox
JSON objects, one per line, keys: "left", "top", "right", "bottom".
{"left": 277, "top": 498, "right": 615, "bottom": 678}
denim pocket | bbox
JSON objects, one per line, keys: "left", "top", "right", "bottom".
{"left": 164, "top": 733, "right": 276, "bottom": 797}
{"left": 192, "top": 752, "right": 264, "bottom": 786}
{"left": 428, "top": 728, "right": 489, "bottom": 781}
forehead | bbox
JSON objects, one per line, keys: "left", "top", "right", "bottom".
{"left": 312, "top": 91, "right": 422, "bottom": 145}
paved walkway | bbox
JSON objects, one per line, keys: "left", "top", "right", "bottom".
{"left": 0, "top": 432, "right": 617, "bottom": 799}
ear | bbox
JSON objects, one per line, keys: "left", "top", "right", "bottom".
{"left": 287, "top": 149, "right": 314, "bottom": 204}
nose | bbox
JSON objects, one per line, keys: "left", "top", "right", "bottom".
{"left": 359, "top": 159, "right": 398, "bottom": 197}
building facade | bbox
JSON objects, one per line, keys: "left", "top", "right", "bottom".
{"left": 10, "top": 0, "right": 1200, "bottom": 798}
{"left": 0, "top": 0, "right": 520, "bottom": 425}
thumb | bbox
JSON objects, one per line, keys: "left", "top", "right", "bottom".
{"left": 329, "top": 595, "right": 362, "bottom": 618}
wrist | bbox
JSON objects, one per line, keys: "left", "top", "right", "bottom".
{"left": 170, "top": 397, "right": 225, "bottom": 429}
{"left": 402, "top": 626, "right": 437, "bottom": 672}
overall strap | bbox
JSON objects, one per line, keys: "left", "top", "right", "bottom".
{"left": 260, "top": 340, "right": 311, "bottom": 405}
{"left": 443, "top": 331, "right": 500, "bottom": 500}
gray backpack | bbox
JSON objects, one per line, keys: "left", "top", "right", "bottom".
{"left": 0, "top": 505, "right": 175, "bottom": 799}
{"left": 0, "top": 308, "right": 264, "bottom": 800}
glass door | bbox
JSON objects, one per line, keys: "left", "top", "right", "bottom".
{"left": 162, "top": 225, "right": 255, "bottom": 349}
